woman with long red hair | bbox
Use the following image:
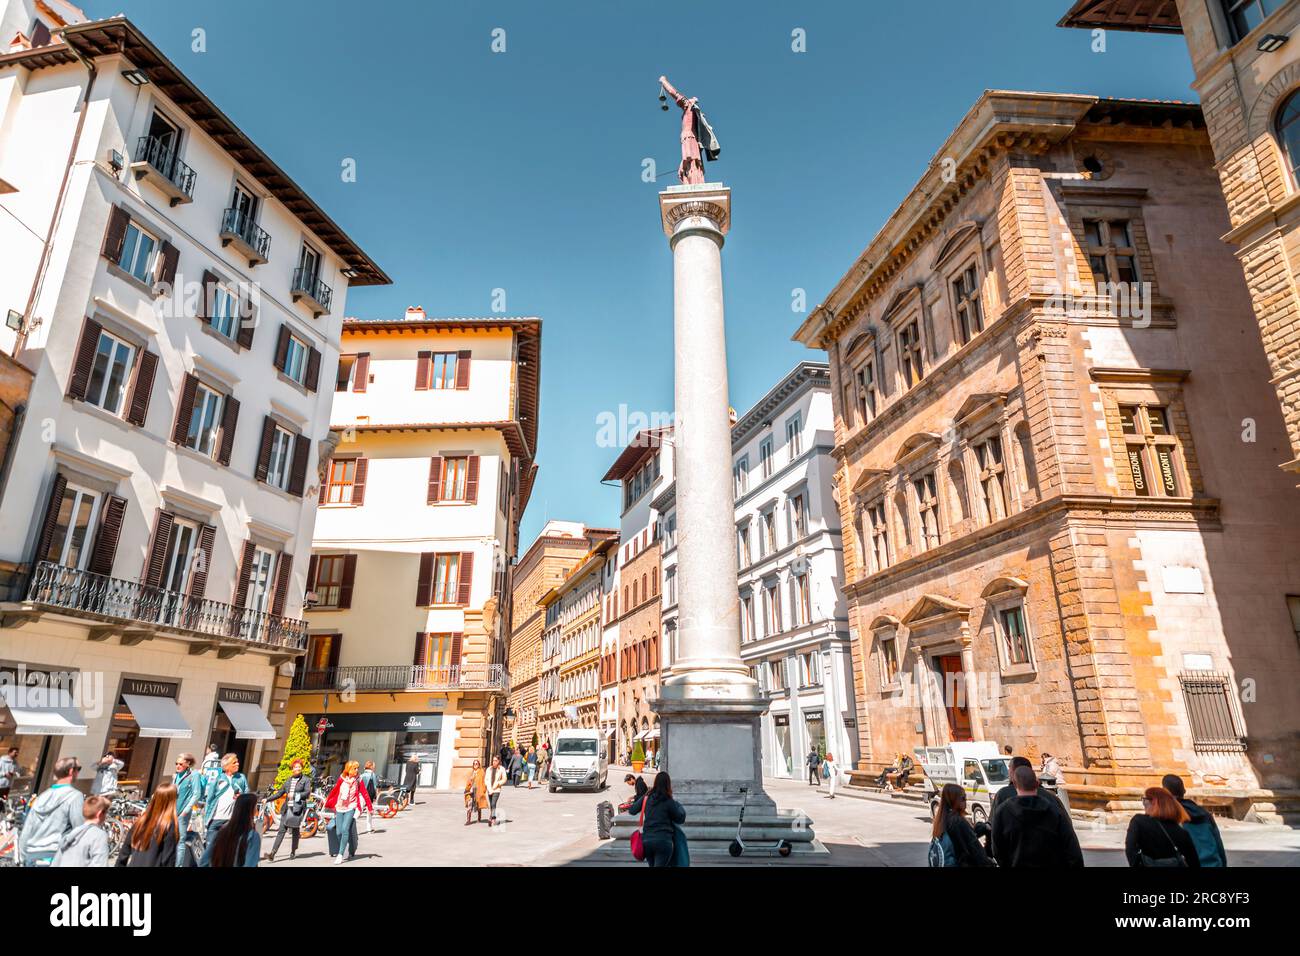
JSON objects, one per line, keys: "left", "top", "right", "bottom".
{"left": 1125, "top": 787, "right": 1200, "bottom": 867}
{"left": 116, "top": 782, "right": 180, "bottom": 867}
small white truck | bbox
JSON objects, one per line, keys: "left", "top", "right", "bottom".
{"left": 914, "top": 742, "right": 1012, "bottom": 825}
{"left": 548, "top": 728, "right": 609, "bottom": 792}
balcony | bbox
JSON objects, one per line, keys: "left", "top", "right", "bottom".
{"left": 219, "top": 207, "right": 271, "bottom": 267}
{"left": 130, "top": 136, "right": 196, "bottom": 206}
{"left": 291, "top": 267, "right": 332, "bottom": 317}
{"left": 292, "top": 663, "right": 509, "bottom": 695}
{"left": 17, "top": 561, "right": 306, "bottom": 655}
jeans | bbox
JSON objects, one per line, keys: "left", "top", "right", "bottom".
{"left": 808, "top": 766, "right": 820, "bottom": 785}
{"left": 270, "top": 823, "right": 300, "bottom": 857}
{"left": 643, "top": 835, "right": 674, "bottom": 868}
{"left": 488, "top": 793, "right": 500, "bottom": 821}
{"left": 335, "top": 809, "right": 359, "bottom": 858}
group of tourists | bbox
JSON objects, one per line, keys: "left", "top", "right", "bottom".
{"left": 804, "top": 747, "right": 844, "bottom": 797}
{"left": 497, "top": 742, "right": 549, "bottom": 789}
{"left": 930, "top": 755, "right": 1227, "bottom": 868}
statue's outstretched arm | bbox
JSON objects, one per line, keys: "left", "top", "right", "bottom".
{"left": 659, "top": 75, "right": 690, "bottom": 109}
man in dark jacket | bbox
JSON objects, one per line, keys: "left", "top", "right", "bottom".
{"left": 991, "top": 766, "right": 1084, "bottom": 867}
{"left": 402, "top": 756, "right": 419, "bottom": 806}
{"left": 806, "top": 747, "right": 821, "bottom": 786}
{"left": 1163, "top": 774, "right": 1227, "bottom": 867}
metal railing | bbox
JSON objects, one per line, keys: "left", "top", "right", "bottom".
{"left": 291, "top": 267, "right": 333, "bottom": 313}
{"left": 25, "top": 561, "right": 307, "bottom": 651}
{"left": 292, "top": 663, "right": 508, "bottom": 693}
{"left": 220, "top": 207, "right": 271, "bottom": 260}
{"left": 134, "top": 136, "right": 196, "bottom": 199}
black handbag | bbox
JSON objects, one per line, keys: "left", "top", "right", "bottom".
{"left": 1138, "top": 822, "right": 1187, "bottom": 868}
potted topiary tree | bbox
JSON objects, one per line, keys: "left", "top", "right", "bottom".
{"left": 273, "top": 714, "right": 314, "bottom": 789}
{"left": 631, "top": 738, "right": 646, "bottom": 773}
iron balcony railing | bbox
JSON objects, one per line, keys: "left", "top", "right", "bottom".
{"left": 134, "top": 136, "right": 196, "bottom": 199}
{"left": 220, "top": 207, "right": 271, "bottom": 260}
{"left": 25, "top": 561, "right": 307, "bottom": 652}
{"left": 293, "top": 663, "right": 509, "bottom": 694}
{"left": 291, "top": 267, "right": 333, "bottom": 313}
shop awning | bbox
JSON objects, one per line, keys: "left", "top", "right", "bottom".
{"left": 647, "top": 728, "right": 661, "bottom": 740}
{"left": 122, "top": 694, "right": 192, "bottom": 739}
{"left": 0, "top": 685, "right": 87, "bottom": 736}
{"left": 217, "top": 700, "right": 276, "bottom": 740}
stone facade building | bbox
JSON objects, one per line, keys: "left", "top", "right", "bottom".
{"left": 795, "top": 90, "right": 1300, "bottom": 813}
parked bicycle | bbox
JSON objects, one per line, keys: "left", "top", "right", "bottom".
{"left": 105, "top": 795, "right": 146, "bottom": 858}
{"left": 373, "top": 780, "right": 410, "bottom": 819}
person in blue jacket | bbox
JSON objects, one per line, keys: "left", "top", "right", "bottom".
{"left": 171, "top": 752, "right": 202, "bottom": 866}
{"left": 197, "top": 753, "right": 248, "bottom": 853}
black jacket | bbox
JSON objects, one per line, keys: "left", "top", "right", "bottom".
{"left": 402, "top": 762, "right": 419, "bottom": 790}
{"left": 115, "top": 825, "right": 179, "bottom": 867}
{"left": 268, "top": 774, "right": 312, "bottom": 827}
{"left": 639, "top": 793, "right": 686, "bottom": 841}
{"left": 1126, "top": 814, "right": 1200, "bottom": 867}
{"left": 991, "top": 793, "right": 1084, "bottom": 867}
{"left": 942, "top": 812, "right": 994, "bottom": 867}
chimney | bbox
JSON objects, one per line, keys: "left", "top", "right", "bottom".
{"left": 405, "top": 306, "right": 426, "bottom": 321}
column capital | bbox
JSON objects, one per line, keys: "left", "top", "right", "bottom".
{"left": 659, "top": 182, "right": 731, "bottom": 240}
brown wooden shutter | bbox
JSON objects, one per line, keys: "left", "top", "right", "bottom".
{"left": 142, "top": 510, "right": 175, "bottom": 589}
{"left": 156, "top": 241, "right": 179, "bottom": 288}
{"left": 255, "top": 416, "right": 275, "bottom": 482}
{"left": 289, "top": 433, "right": 310, "bottom": 497}
{"left": 457, "top": 551, "right": 474, "bottom": 606}
{"left": 101, "top": 205, "right": 129, "bottom": 262}
{"left": 86, "top": 494, "right": 127, "bottom": 577}
{"left": 270, "top": 551, "right": 293, "bottom": 617}
{"left": 450, "top": 632, "right": 463, "bottom": 669}
{"left": 235, "top": 293, "right": 256, "bottom": 349}
{"left": 172, "top": 373, "right": 199, "bottom": 445}
{"left": 415, "top": 351, "right": 431, "bottom": 390}
{"left": 306, "top": 555, "right": 319, "bottom": 593}
{"left": 34, "top": 473, "right": 68, "bottom": 565}
{"left": 67, "top": 318, "right": 102, "bottom": 400}
{"left": 327, "top": 634, "right": 342, "bottom": 670}
{"left": 456, "top": 350, "right": 471, "bottom": 389}
{"left": 465, "top": 455, "right": 480, "bottom": 504}
{"left": 124, "top": 350, "right": 158, "bottom": 427}
{"left": 426, "top": 456, "right": 443, "bottom": 504}
{"left": 352, "top": 353, "right": 370, "bottom": 392}
{"left": 416, "top": 552, "right": 434, "bottom": 606}
{"left": 198, "top": 270, "right": 217, "bottom": 325}
{"left": 318, "top": 469, "right": 328, "bottom": 505}
{"left": 339, "top": 554, "right": 358, "bottom": 608}
{"left": 351, "top": 457, "right": 368, "bottom": 506}
{"left": 217, "top": 394, "right": 239, "bottom": 466}
{"left": 188, "top": 523, "right": 217, "bottom": 597}
{"left": 30, "top": 21, "right": 52, "bottom": 47}
{"left": 412, "top": 632, "right": 428, "bottom": 667}
{"left": 305, "top": 348, "right": 321, "bottom": 392}
{"left": 232, "top": 540, "right": 256, "bottom": 608}
{"left": 274, "top": 325, "right": 290, "bottom": 373}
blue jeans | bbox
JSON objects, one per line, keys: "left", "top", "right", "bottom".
{"left": 334, "top": 809, "right": 358, "bottom": 858}
{"left": 643, "top": 835, "right": 674, "bottom": 868}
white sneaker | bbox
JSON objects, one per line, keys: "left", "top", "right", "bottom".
{"left": 334, "top": 854, "right": 345, "bottom": 865}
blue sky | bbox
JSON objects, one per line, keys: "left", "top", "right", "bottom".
{"left": 91, "top": 0, "right": 1195, "bottom": 545}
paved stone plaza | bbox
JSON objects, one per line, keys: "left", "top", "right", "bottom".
{"left": 270, "top": 770, "right": 1300, "bottom": 867}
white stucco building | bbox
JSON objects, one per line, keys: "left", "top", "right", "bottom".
{"left": 0, "top": 3, "right": 387, "bottom": 791}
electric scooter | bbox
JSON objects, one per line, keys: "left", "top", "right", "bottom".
{"left": 727, "top": 786, "right": 793, "bottom": 857}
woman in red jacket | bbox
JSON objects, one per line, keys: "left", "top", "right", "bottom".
{"left": 324, "top": 760, "right": 374, "bottom": 864}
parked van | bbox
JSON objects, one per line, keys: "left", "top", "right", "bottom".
{"left": 914, "top": 742, "right": 1010, "bottom": 825}
{"left": 548, "top": 728, "right": 609, "bottom": 792}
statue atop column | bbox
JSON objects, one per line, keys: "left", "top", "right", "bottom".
{"left": 659, "top": 75, "right": 721, "bottom": 185}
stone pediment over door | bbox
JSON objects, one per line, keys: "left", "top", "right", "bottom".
{"left": 901, "top": 594, "right": 972, "bottom": 649}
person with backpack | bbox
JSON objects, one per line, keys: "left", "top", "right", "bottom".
{"left": 52, "top": 795, "right": 112, "bottom": 867}
{"left": 1125, "top": 787, "right": 1200, "bottom": 867}
{"left": 990, "top": 766, "right": 1084, "bottom": 867}
{"left": 822, "top": 751, "right": 840, "bottom": 799}
{"left": 1162, "top": 774, "right": 1225, "bottom": 867}
{"left": 18, "top": 756, "right": 84, "bottom": 866}
{"left": 928, "top": 783, "right": 993, "bottom": 867}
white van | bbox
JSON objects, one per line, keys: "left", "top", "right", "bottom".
{"left": 914, "top": 742, "right": 1011, "bottom": 825}
{"left": 548, "top": 728, "right": 608, "bottom": 792}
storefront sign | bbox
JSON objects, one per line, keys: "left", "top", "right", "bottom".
{"left": 803, "top": 710, "right": 823, "bottom": 722}
{"left": 218, "top": 687, "right": 263, "bottom": 705}
{"left": 309, "top": 712, "right": 442, "bottom": 733}
{"left": 121, "top": 678, "right": 179, "bottom": 699}
{"left": 773, "top": 714, "right": 789, "bottom": 727}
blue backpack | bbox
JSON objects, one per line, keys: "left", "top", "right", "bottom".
{"left": 927, "top": 832, "right": 955, "bottom": 867}
{"left": 1184, "top": 818, "right": 1224, "bottom": 867}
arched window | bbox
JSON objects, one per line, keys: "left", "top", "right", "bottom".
{"left": 1278, "top": 89, "right": 1300, "bottom": 185}
{"left": 641, "top": 573, "right": 648, "bottom": 599}
{"left": 623, "top": 585, "right": 628, "bottom": 608}
{"left": 652, "top": 568, "right": 659, "bottom": 596}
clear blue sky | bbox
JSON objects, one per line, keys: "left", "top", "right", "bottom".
{"left": 91, "top": 0, "right": 1195, "bottom": 546}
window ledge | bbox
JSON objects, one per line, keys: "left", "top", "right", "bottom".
{"left": 106, "top": 262, "right": 161, "bottom": 298}
{"left": 65, "top": 396, "right": 132, "bottom": 433}
{"left": 198, "top": 320, "right": 242, "bottom": 355}
{"left": 276, "top": 370, "right": 311, "bottom": 396}
{"left": 1000, "top": 662, "right": 1037, "bottom": 680}
{"left": 172, "top": 442, "right": 221, "bottom": 468}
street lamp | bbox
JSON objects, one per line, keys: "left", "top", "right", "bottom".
{"left": 1258, "top": 33, "right": 1289, "bottom": 53}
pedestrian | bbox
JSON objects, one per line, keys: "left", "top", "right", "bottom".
{"left": 991, "top": 755, "right": 1033, "bottom": 817}
{"left": 200, "top": 744, "right": 221, "bottom": 784}
{"left": 360, "top": 760, "right": 378, "bottom": 833}
{"left": 52, "top": 795, "right": 112, "bottom": 867}
{"left": 484, "top": 754, "right": 507, "bottom": 827}
{"left": 0, "top": 747, "right": 19, "bottom": 808}
{"left": 1003, "top": 745, "right": 1014, "bottom": 756}
{"left": 621, "top": 773, "right": 648, "bottom": 813}
{"left": 265, "top": 759, "right": 312, "bottom": 862}
{"left": 402, "top": 754, "right": 420, "bottom": 807}
{"left": 18, "top": 756, "right": 83, "bottom": 866}
{"left": 822, "top": 751, "right": 839, "bottom": 799}
{"left": 990, "top": 766, "right": 1083, "bottom": 867}
{"left": 805, "top": 746, "right": 821, "bottom": 786}
{"left": 200, "top": 792, "right": 260, "bottom": 867}
{"left": 90, "top": 752, "right": 124, "bottom": 796}
{"left": 1126, "top": 786, "right": 1200, "bottom": 867}
{"left": 464, "top": 759, "right": 488, "bottom": 825}
{"left": 499, "top": 743, "right": 511, "bottom": 769}
{"left": 171, "top": 753, "right": 202, "bottom": 866}
{"left": 929, "top": 783, "right": 993, "bottom": 867}
{"left": 538, "top": 745, "right": 550, "bottom": 784}
{"left": 198, "top": 753, "right": 249, "bottom": 853}
{"left": 115, "top": 783, "right": 179, "bottom": 867}
{"left": 637, "top": 771, "right": 687, "bottom": 867}
{"left": 323, "top": 760, "right": 374, "bottom": 864}
{"left": 1162, "top": 774, "right": 1226, "bottom": 867}
{"left": 509, "top": 748, "right": 524, "bottom": 787}
{"left": 525, "top": 747, "right": 538, "bottom": 789}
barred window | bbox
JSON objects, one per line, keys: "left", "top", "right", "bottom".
{"left": 1179, "top": 672, "right": 1246, "bottom": 753}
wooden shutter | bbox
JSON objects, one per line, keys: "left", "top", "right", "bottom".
{"left": 415, "top": 351, "right": 431, "bottom": 390}
{"left": 156, "top": 241, "right": 179, "bottom": 287}
{"left": 426, "top": 456, "right": 443, "bottom": 504}
{"left": 306, "top": 555, "right": 319, "bottom": 593}
{"left": 172, "top": 373, "right": 199, "bottom": 445}
{"left": 188, "top": 523, "right": 217, "bottom": 597}
{"left": 465, "top": 455, "right": 480, "bottom": 504}
{"left": 289, "top": 433, "right": 311, "bottom": 497}
{"left": 235, "top": 293, "right": 256, "bottom": 349}
{"left": 100, "top": 205, "right": 129, "bottom": 262}
{"left": 318, "top": 467, "right": 328, "bottom": 505}
{"left": 416, "top": 552, "right": 434, "bottom": 606}
{"left": 67, "top": 318, "right": 102, "bottom": 400}
{"left": 86, "top": 494, "right": 127, "bottom": 577}
{"left": 456, "top": 350, "right": 471, "bottom": 389}
{"left": 270, "top": 551, "right": 293, "bottom": 617}
{"left": 305, "top": 347, "right": 321, "bottom": 392}
{"left": 412, "top": 632, "right": 428, "bottom": 667}
{"left": 217, "top": 394, "right": 240, "bottom": 466}
{"left": 198, "top": 270, "right": 217, "bottom": 324}
{"left": 339, "top": 554, "right": 358, "bottom": 609}
{"left": 232, "top": 540, "right": 256, "bottom": 608}
{"left": 457, "top": 551, "right": 474, "bottom": 606}
{"left": 30, "top": 21, "right": 52, "bottom": 46}
{"left": 142, "top": 510, "right": 175, "bottom": 589}
{"left": 274, "top": 324, "right": 291, "bottom": 373}
{"left": 351, "top": 457, "right": 368, "bottom": 506}
{"left": 255, "top": 416, "right": 275, "bottom": 482}
{"left": 124, "top": 350, "right": 158, "bottom": 427}
{"left": 450, "top": 632, "right": 463, "bottom": 669}
{"left": 352, "top": 353, "right": 370, "bottom": 392}
{"left": 34, "top": 473, "right": 68, "bottom": 565}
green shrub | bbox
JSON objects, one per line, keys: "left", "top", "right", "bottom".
{"left": 273, "top": 714, "right": 314, "bottom": 789}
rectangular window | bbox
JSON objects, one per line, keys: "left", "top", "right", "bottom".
{"left": 866, "top": 499, "right": 889, "bottom": 573}
{"left": 737, "top": 525, "right": 751, "bottom": 567}
{"left": 761, "top": 510, "right": 777, "bottom": 556}
{"left": 999, "top": 605, "right": 1031, "bottom": 666}
{"left": 913, "top": 471, "right": 941, "bottom": 550}
{"left": 897, "top": 320, "right": 924, "bottom": 389}
{"left": 85, "top": 330, "right": 135, "bottom": 416}
{"left": 1084, "top": 218, "right": 1140, "bottom": 285}
{"left": 760, "top": 437, "right": 774, "bottom": 478}
{"left": 161, "top": 518, "right": 200, "bottom": 594}
{"left": 953, "top": 263, "right": 984, "bottom": 344}
{"left": 878, "top": 631, "right": 899, "bottom": 687}
{"left": 740, "top": 592, "right": 755, "bottom": 642}
{"left": 297, "top": 243, "right": 321, "bottom": 286}
{"left": 855, "top": 361, "right": 877, "bottom": 422}
{"left": 733, "top": 456, "right": 748, "bottom": 496}
{"left": 798, "top": 650, "right": 821, "bottom": 687}
{"left": 283, "top": 334, "right": 309, "bottom": 385}
{"left": 1223, "top": 0, "right": 1280, "bottom": 42}
{"left": 974, "top": 434, "right": 1008, "bottom": 523}
{"left": 118, "top": 220, "right": 159, "bottom": 284}
{"left": 210, "top": 283, "right": 239, "bottom": 339}
{"left": 442, "top": 457, "right": 469, "bottom": 501}
{"left": 325, "top": 458, "right": 358, "bottom": 505}
{"left": 420, "top": 633, "right": 455, "bottom": 677}
{"left": 762, "top": 581, "right": 781, "bottom": 636}
{"left": 335, "top": 355, "right": 357, "bottom": 392}
{"left": 244, "top": 547, "right": 276, "bottom": 613}
{"left": 432, "top": 554, "right": 461, "bottom": 605}
{"left": 44, "top": 484, "right": 101, "bottom": 570}
{"left": 266, "top": 425, "right": 295, "bottom": 491}
{"left": 792, "top": 573, "right": 811, "bottom": 627}
{"left": 785, "top": 414, "right": 802, "bottom": 457}
{"left": 768, "top": 659, "right": 786, "bottom": 693}
{"left": 1179, "top": 672, "right": 1247, "bottom": 753}
{"left": 314, "top": 555, "right": 347, "bottom": 608}
{"left": 1119, "top": 404, "right": 1180, "bottom": 497}
{"left": 429, "top": 352, "right": 459, "bottom": 389}
{"left": 184, "top": 383, "right": 224, "bottom": 458}
{"left": 790, "top": 493, "right": 808, "bottom": 540}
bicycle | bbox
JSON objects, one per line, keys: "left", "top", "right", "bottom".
{"left": 104, "top": 796, "right": 145, "bottom": 858}
{"left": 373, "top": 781, "right": 409, "bottom": 819}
